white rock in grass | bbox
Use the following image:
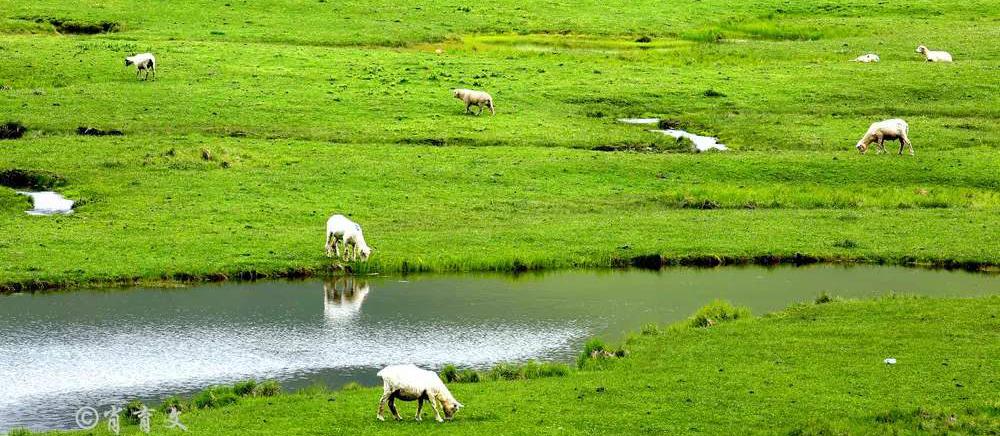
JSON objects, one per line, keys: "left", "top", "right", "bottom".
{"left": 883, "top": 358, "right": 897, "bottom": 365}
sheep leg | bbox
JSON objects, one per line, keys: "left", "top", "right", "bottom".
{"left": 876, "top": 135, "right": 885, "bottom": 154}
{"left": 388, "top": 394, "right": 402, "bottom": 420}
{"left": 377, "top": 389, "right": 391, "bottom": 421}
{"left": 476, "top": 103, "right": 484, "bottom": 116}
{"left": 897, "top": 139, "right": 905, "bottom": 155}
{"left": 415, "top": 398, "right": 424, "bottom": 421}
{"left": 429, "top": 398, "right": 444, "bottom": 422}
{"left": 902, "top": 134, "right": 915, "bottom": 156}
{"left": 465, "top": 102, "right": 472, "bottom": 114}
{"left": 325, "top": 232, "right": 333, "bottom": 257}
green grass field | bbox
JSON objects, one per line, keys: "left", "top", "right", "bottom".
{"left": 2, "top": 0, "right": 999, "bottom": 290}
{"left": 31, "top": 296, "right": 1000, "bottom": 435}
{"left": 2, "top": 1, "right": 1000, "bottom": 433}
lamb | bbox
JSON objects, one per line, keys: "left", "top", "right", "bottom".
{"left": 915, "top": 45, "right": 953, "bottom": 62}
{"left": 851, "top": 53, "right": 880, "bottom": 63}
{"left": 124, "top": 53, "right": 156, "bottom": 80}
{"left": 453, "top": 89, "right": 495, "bottom": 115}
{"left": 856, "top": 118, "right": 913, "bottom": 155}
{"left": 325, "top": 214, "right": 372, "bottom": 261}
{"left": 376, "top": 364, "right": 463, "bottom": 422}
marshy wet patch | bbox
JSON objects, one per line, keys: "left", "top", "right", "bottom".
{"left": 16, "top": 191, "right": 74, "bottom": 215}
{"left": 0, "top": 169, "right": 73, "bottom": 215}
{"left": 617, "top": 118, "right": 728, "bottom": 152}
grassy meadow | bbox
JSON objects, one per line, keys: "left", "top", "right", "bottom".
{"left": 30, "top": 295, "right": 1000, "bottom": 435}
{"left": 2, "top": 1, "right": 1000, "bottom": 433}
{"left": 1, "top": 0, "right": 998, "bottom": 289}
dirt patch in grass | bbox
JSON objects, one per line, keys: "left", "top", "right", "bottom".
{"left": 0, "top": 122, "right": 27, "bottom": 140}
{"left": 77, "top": 126, "right": 124, "bottom": 136}
{"left": 0, "top": 169, "right": 67, "bottom": 190}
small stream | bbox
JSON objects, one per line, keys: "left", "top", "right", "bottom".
{"left": 1, "top": 265, "right": 998, "bottom": 431}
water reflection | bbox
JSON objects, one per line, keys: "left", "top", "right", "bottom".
{"left": 323, "top": 277, "right": 370, "bottom": 323}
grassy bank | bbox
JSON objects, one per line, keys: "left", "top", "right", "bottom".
{"left": 2, "top": 0, "right": 998, "bottom": 290}
{"left": 2, "top": 139, "right": 998, "bottom": 291}
{"left": 28, "top": 295, "right": 998, "bottom": 435}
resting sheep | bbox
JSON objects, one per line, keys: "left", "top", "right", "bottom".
{"left": 377, "top": 364, "right": 463, "bottom": 422}
{"left": 325, "top": 214, "right": 372, "bottom": 261}
{"left": 915, "top": 45, "right": 952, "bottom": 62}
{"left": 453, "top": 89, "right": 495, "bottom": 115}
{"left": 856, "top": 118, "right": 913, "bottom": 155}
{"left": 125, "top": 53, "right": 156, "bottom": 80}
{"left": 851, "top": 53, "right": 880, "bottom": 63}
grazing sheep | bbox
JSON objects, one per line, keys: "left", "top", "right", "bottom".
{"left": 851, "top": 53, "right": 880, "bottom": 63}
{"left": 915, "top": 45, "right": 953, "bottom": 62}
{"left": 453, "top": 89, "right": 495, "bottom": 115}
{"left": 856, "top": 118, "right": 913, "bottom": 155}
{"left": 325, "top": 214, "right": 373, "bottom": 261}
{"left": 124, "top": 53, "right": 156, "bottom": 80}
{"left": 377, "top": 364, "right": 463, "bottom": 422}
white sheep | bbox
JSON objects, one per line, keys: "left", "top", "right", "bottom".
{"left": 453, "top": 89, "right": 495, "bottom": 115}
{"left": 325, "top": 214, "right": 372, "bottom": 261}
{"left": 915, "top": 45, "right": 952, "bottom": 62}
{"left": 376, "top": 364, "right": 463, "bottom": 422}
{"left": 851, "top": 53, "right": 880, "bottom": 63}
{"left": 124, "top": 53, "right": 156, "bottom": 80}
{"left": 856, "top": 118, "right": 913, "bottom": 155}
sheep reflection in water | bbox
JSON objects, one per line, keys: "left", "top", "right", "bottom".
{"left": 323, "top": 276, "right": 371, "bottom": 322}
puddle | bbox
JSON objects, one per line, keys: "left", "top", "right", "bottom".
{"left": 651, "top": 129, "right": 728, "bottom": 152}
{"left": 617, "top": 118, "right": 728, "bottom": 152}
{"left": 616, "top": 118, "right": 661, "bottom": 125}
{"left": 16, "top": 191, "right": 74, "bottom": 215}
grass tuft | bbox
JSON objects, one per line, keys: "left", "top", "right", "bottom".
{"left": 253, "top": 380, "right": 281, "bottom": 397}
{"left": 233, "top": 379, "right": 257, "bottom": 397}
{"left": 814, "top": 292, "right": 836, "bottom": 305}
{"left": 641, "top": 322, "right": 662, "bottom": 336}
{"left": 687, "top": 300, "right": 751, "bottom": 328}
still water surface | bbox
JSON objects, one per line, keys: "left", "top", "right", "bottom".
{"left": 1, "top": 265, "right": 997, "bottom": 430}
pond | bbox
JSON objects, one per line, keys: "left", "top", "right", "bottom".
{"left": 1, "top": 265, "right": 998, "bottom": 431}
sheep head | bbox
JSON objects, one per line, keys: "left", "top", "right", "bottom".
{"left": 915, "top": 45, "right": 927, "bottom": 54}
{"left": 856, "top": 140, "right": 869, "bottom": 154}
{"left": 124, "top": 57, "right": 134, "bottom": 66}
{"left": 441, "top": 399, "right": 463, "bottom": 420}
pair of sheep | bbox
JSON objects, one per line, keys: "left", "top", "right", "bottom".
{"left": 851, "top": 45, "right": 953, "bottom": 63}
